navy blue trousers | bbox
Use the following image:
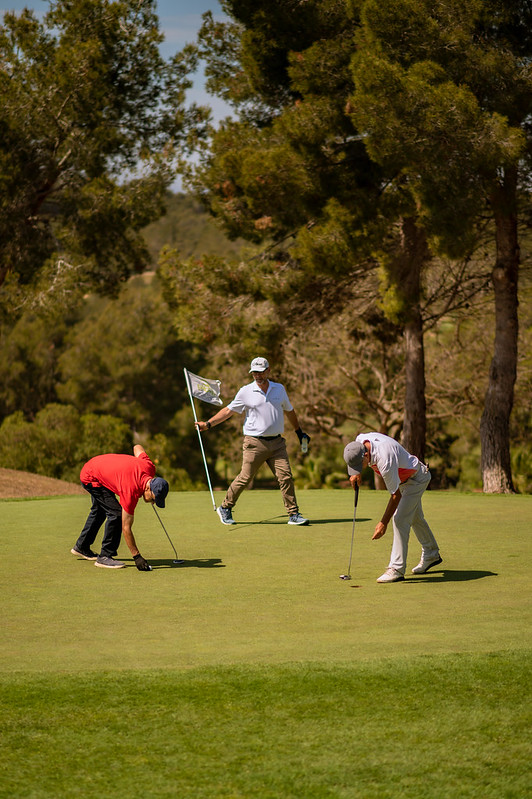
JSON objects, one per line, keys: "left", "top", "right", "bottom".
{"left": 75, "top": 484, "right": 122, "bottom": 557}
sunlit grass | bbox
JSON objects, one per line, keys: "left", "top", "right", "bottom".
{"left": 1, "top": 490, "right": 530, "bottom": 797}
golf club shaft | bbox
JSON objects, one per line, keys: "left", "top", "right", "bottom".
{"left": 152, "top": 505, "right": 179, "bottom": 559}
{"left": 346, "top": 483, "right": 359, "bottom": 576}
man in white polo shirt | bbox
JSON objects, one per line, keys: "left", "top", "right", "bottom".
{"left": 343, "top": 433, "right": 442, "bottom": 582}
{"left": 195, "top": 357, "right": 309, "bottom": 526}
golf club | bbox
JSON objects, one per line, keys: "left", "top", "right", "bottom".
{"left": 152, "top": 505, "right": 184, "bottom": 565}
{"left": 340, "top": 482, "right": 359, "bottom": 580}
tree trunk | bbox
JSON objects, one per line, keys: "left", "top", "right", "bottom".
{"left": 397, "top": 217, "right": 428, "bottom": 462}
{"left": 404, "top": 311, "right": 426, "bottom": 462}
{"left": 480, "top": 170, "right": 519, "bottom": 493}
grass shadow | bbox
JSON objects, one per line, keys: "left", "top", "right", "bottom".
{"left": 124, "top": 558, "right": 225, "bottom": 570}
{"left": 233, "top": 516, "right": 373, "bottom": 527}
{"left": 309, "top": 517, "right": 372, "bottom": 524}
{"left": 230, "top": 515, "right": 289, "bottom": 529}
{"left": 407, "top": 569, "right": 497, "bottom": 583}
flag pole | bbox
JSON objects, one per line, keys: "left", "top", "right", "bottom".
{"left": 184, "top": 368, "right": 217, "bottom": 511}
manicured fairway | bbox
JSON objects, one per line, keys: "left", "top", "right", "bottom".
{"left": 1, "top": 489, "right": 530, "bottom": 797}
{"left": 1, "top": 653, "right": 529, "bottom": 799}
{"left": 1, "top": 490, "right": 530, "bottom": 671}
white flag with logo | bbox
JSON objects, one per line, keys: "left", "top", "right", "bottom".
{"left": 185, "top": 369, "right": 223, "bottom": 406}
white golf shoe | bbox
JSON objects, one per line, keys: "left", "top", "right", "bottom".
{"left": 412, "top": 556, "right": 442, "bottom": 574}
{"left": 377, "top": 568, "right": 404, "bottom": 583}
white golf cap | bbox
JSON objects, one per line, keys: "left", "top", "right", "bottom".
{"left": 249, "top": 357, "right": 269, "bottom": 373}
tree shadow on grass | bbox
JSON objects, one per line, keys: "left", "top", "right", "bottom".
{"left": 230, "top": 515, "right": 292, "bottom": 529}
{"left": 407, "top": 569, "right": 497, "bottom": 583}
{"left": 124, "top": 558, "right": 225, "bottom": 570}
{"left": 235, "top": 516, "right": 373, "bottom": 527}
{"left": 308, "top": 517, "right": 372, "bottom": 525}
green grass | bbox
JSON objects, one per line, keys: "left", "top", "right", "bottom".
{"left": 1, "top": 654, "right": 530, "bottom": 799}
{"left": 1, "top": 490, "right": 531, "bottom": 797}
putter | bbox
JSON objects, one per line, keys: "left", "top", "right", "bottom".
{"left": 340, "top": 483, "right": 359, "bottom": 580}
{"left": 152, "top": 505, "right": 184, "bottom": 564}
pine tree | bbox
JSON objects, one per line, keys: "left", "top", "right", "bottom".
{"left": 188, "top": 0, "right": 435, "bottom": 458}
{"left": 0, "top": 0, "right": 199, "bottom": 302}
{"left": 350, "top": 0, "right": 531, "bottom": 491}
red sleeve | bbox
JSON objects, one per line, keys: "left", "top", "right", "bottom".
{"left": 136, "top": 451, "right": 156, "bottom": 476}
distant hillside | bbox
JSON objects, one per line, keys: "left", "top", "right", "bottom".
{"left": 143, "top": 192, "right": 247, "bottom": 264}
{"left": 0, "top": 468, "right": 85, "bottom": 499}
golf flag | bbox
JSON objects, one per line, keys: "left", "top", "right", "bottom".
{"left": 185, "top": 370, "right": 222, "bottom": 406}
{"left": 184, "top": 368, "right": 221, "bottom": 511}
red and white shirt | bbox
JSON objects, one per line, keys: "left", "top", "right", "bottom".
{"left": 355, "top": 432, "right": 419, "bottom": 494}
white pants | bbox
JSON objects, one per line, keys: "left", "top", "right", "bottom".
{"left": 388, "top": 465, "right": 439, "bottom": 574}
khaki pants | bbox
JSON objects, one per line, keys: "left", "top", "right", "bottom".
{"left": 223, "top": 435, "right": 298, "bottom": 516}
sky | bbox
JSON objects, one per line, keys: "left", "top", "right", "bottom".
{"left": 0, "top": 0, "right": 231, "bottom": 189}
{"left": 0, "top": 0, "right": 230, "bottom": 118}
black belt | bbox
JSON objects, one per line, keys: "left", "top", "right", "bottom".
{"left": 257, "top": 435, "right": 281, "bottom": 440}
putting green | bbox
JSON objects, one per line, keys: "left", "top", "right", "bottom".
{"left": 1, "top": 489, "right": 530, "bottom": 673}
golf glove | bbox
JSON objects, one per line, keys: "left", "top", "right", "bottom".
{"left": 134, "top": 553, "right": 152, "bottom": 571}
{"left": 295, "top": 428, "right": 310, "bottom": 453}
{"left": 295, "top": 428, "right": 310, "bottom": 444}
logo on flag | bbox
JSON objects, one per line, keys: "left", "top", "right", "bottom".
{"left": 185, "top": 369, "right": 222, "bottom": 406}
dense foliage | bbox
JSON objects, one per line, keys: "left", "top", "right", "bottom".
{"left": 350, "top": 0, "right": 532, "bottom": 491}
{"left": 174, "top": 0, "right": 531, "bottom": 490}
{"left": 2, "top": 194, "right": 529, "bottom": 492}
{"left": 0, "top": 0, "right": 200, "bottom": 303}
{"left": 0, "top": 0, "right": 530, "bottom": 493}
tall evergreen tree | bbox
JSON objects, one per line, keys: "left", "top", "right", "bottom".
{"left": 0, "top": 0, "right": 199, "bottom": 302}
{"left": 350, "top": 0, "right": 531, "bottom": 491}
{"left": 187, "top": 0, "right": 440, "bottom": 459}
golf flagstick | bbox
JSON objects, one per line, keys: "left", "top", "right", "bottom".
{"left": 184, "top": 368, "right": 217, "bottom": 511}
{"left": 340, "top": 483, "right": 359, "bottom": 580}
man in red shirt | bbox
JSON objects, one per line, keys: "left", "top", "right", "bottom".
{"left": 71, "top": 444, "right": 169, "bottom": 570}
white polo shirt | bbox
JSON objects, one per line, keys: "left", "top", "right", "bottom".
{"left": 228, "top": 380, "right": 293, "bottom": 436}
{"left": 355, "top": 432, "right": 419, "bottom": 494}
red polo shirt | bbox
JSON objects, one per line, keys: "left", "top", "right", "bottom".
{"left": 80, "top": 452, "right": 155, "bottom": 515}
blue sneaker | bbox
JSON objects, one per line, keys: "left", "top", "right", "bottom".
{"left": 288, "top": 513, "right": 309, "bottom": 526}
{"left": 217, "top": 506, "right": 235, "bottom": 525}
{"left": 95, "top": 555, "right": 125, "bottom": 569}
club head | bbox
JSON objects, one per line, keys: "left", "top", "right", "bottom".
{"left": 172, "top": 559, "right": 185, "bottom": 565}
{"left": 339, "top": 574, "right": 352, "bottom": 580}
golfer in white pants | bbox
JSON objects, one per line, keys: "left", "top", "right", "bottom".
{"left": 344, "top": 433, "right": 442, "bottom": 583}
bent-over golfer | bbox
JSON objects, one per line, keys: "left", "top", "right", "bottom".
{"left": 195, "top": 356, "right": 310, "bottom": 526}
{"left": 71, "top": 444, "right": 169, "bottom": 570}
{"left": 343, "top": 433, "right": 441, "bottom": 583}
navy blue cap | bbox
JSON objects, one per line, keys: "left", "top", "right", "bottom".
{"left": 150, "top": 476, "right": 169, "bottom": 508}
